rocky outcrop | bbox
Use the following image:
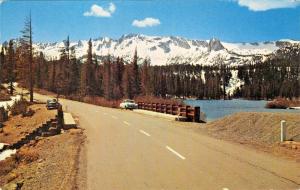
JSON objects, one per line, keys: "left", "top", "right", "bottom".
{"left": 208, "top": 38, "right": 225, "bottom": 52}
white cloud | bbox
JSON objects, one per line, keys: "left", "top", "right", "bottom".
{"left": 0, "top": 0, "right": 6, "bottom": 4}
{"left": 132, "top": 17, "right": 161, "bottom": 28}
{"left": 84, "top": 3, "right": 116, "bottom": 17}
{"left": 108, "top": 2, "right": 116, "bottom": 13}
{"left": 233, "top": 0, "right": 300, "bottom": 11}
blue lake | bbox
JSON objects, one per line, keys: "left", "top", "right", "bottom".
{"left": 185, "top": 99, "right": 300, "bottom": 121}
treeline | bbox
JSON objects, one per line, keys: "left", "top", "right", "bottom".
{"left": 0, "top": 36, "right": 232, "bottom": 100}
{"left": 1, "top": 36, "right": 299, "bottom": 101}
{"left": 233, "top": 46, "right": 300, "bottom": 99}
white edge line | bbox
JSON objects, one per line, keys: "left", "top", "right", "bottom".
{"left": 139, "top": 129, "right": 151, "bottom": 137}
{"left": 166, "top": 146, "right": 186, "bottom": 160}
{"left": 123, "top": 121, "right": 131, "bottom": 126}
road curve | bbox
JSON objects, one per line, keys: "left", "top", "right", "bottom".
{"left": 34, "top": 93, "right": 300, "bottom": 190}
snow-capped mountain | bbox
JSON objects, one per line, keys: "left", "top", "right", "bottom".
{"left": 33, "top": 34, "right": 300, "bottom": 66}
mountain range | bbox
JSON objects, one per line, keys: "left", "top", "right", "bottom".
{"left": 14, "top": 34, "right": 300, "bottom": 65}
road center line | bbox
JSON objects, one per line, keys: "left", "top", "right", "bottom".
{"left": 139, "top": 129, "right": 151, "bottom": 137}
{"left": 111, "top": 115, "right": 118, "bottom": 119}
{"left": 166, "top": 146, "right": 186, "bottom": 160}
{"left": 123, "top": 121, "right": 131, "bottom": 126}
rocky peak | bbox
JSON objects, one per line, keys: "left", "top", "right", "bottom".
{"left": 208, "top": 38, "right": 224, "bottom": 51}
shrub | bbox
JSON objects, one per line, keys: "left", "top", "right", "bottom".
{"left": 266, "top": 98, "right": 300, "bottom": 109}
{"left": 67, "top": 95, "right": 122, "bottom": 108}
{"left": 134, "top": 95, "right": 184, "bottom": 105}
{"left": 10, "top": 99, "right": 30, "bottom": 116}
{"left": 83, "top": 96, "right": 121, "bottom": 108}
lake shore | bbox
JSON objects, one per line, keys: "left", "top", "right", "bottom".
{"left": 265, "top": 98, "right": 300, "bottom": 109}
{"left": 185, "top": 99, "right": 300, "bottom": 121}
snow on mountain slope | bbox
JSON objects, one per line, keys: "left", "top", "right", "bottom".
{"left": 32, "top": 34, "right": 299, "bottom": 66}
{"left": 222, "top": 41, "right": 278, "bottom": 55}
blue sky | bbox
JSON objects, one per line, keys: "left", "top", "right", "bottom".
{"left": 1, "top": 0, "right": 300, "bottom": 43}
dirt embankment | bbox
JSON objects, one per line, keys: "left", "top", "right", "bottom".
{"left": 202, "top": 112, "right": 300, "bottom": 160}
{"left": 0, "top": 104, "right": 56, "bottom": 144}
{"left": 0, "top": 104, "right": 86, "bottom": 190}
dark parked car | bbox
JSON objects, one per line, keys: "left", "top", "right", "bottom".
{"left": 46, "top": 99, "right": 60, "bottom": 110}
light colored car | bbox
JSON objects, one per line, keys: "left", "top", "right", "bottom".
{"left": 46, "top": 99, "right": 60, "bottom": 110}
{"left": 120, "top": 99, "right": 138, "bottom": 110}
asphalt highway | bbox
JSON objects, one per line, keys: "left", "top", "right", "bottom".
{"left": 34, "top": 93, "right": 300, "bottom": 190}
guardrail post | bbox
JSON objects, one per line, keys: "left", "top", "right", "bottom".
{"left": 194, "top": 107, "right": 200, "bottom": 122}
{"left": 281, "top": 120, "right": 286, "bottom": 142}
{"left": 177, "top": 105, "right": 181, "bottom": 116}
{"left": 171, "top": 104, "right": 175, "bottom": 115}
{"left": 185, "top": 106, "right": 189, "bottom": 117}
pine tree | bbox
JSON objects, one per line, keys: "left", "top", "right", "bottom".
{"left": 103, "top": 55, "right": 112, "bottom": 99}
{"left": 131, "top": 48, "right": 140, "bottom": 97}
{"left": 86, "top": 39, "right": 95, "bottom": 95}
{"left": 141, "top": 58, "right": 151, "bottom": 96}
{"left": 57, "top": 36, "right": 71, "bottom": 95}
{"left": 69, "top": 46, "right": 79, "bottom": 94}
{"left": 20, "top": 13, "right": 34, "bottom": 102}
{"left": 7, "top": 40, "right": 15, "bottom": 95}
{"left": 50, "top": 59, "right": 56, "bottom": 92}
{"left": 94, "top": 56, "right": 103, "bottom": 96}
{"left": 122, "top": 65, "right": 133, "bottom": 99}
{"left": 36, "top": 52, "right": 44, "bottom": 88}
{"left": 111, "top": 57, "right": 123, "bottom": 99}
{"left": 80, "top": 39, "right": 93, "bottom": 96}
{"left": 0, "top": 46, "right": 5, "bottom": 85}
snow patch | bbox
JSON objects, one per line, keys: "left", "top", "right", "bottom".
{"left": 226, "top": 70, "right": 244, "bottom": 95}
{"left": 0, "top": 95, "right": 21, "bottom": 109}
{"left": 0, "top": 143, "right": 8, "bottom": 150}
{"left": 0, "top": 149, "right": 16, "bottom": 161}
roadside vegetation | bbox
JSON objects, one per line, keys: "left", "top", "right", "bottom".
{"left": 265, "top": 98, "right": 300, "bottom": 109}
{"left": 9, "top": 99, "right": 30, "bottom": 116}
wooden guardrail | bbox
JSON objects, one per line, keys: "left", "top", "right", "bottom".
{"left": 137, "top": 102, "right": 202, "bottom": 123}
